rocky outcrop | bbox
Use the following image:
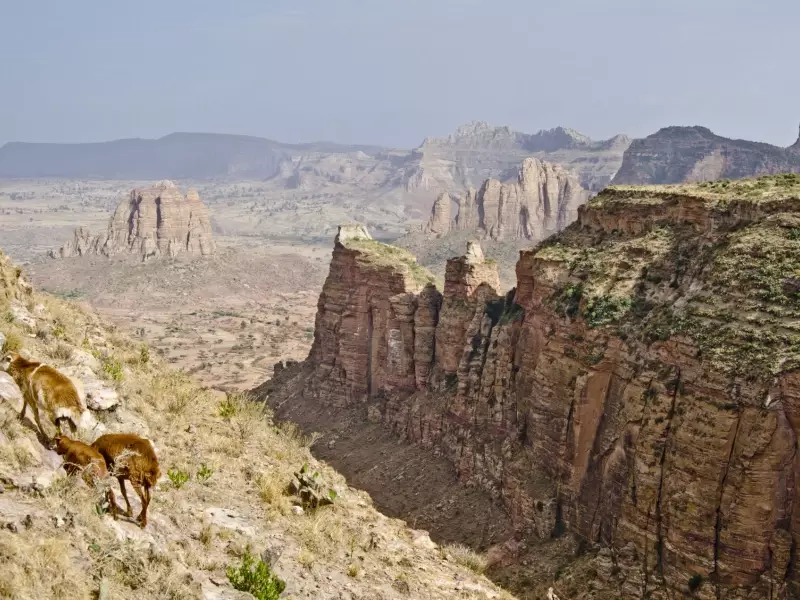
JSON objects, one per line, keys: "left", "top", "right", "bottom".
{"left": 612, "top": 125, "right": 800, "bottom": 185}
{"left": 0, "top": 248, "right": 32, "bottom": 304}
{"left": 425, "top": 193, "right": 453, "bottom": 236}
{"left": 51, "top": 181, "right": 215, "bottom": 261}
{"left": 425, "top": 158, "right": 589, "bottom": 242}
{"left": 407, "top": 121, "right": 630, "bottom": 193}
{"left": 264, "top": 176, "right": 800, "bottom": 599}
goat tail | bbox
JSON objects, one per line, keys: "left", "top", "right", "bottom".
{"left": 54, "top": 408, "right": 78, "bottom": 434}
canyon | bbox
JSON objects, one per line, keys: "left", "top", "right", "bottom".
{"left": 262, "top": 175, "right": 800, "bottom": 599}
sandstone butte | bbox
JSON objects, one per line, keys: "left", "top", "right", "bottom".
{"left": 425, "top": 157, "right": 589, "bottom": 242}
{"left": 50, "top": 180, "right": 215, "bottom": 261}
{"left": 262, "top": 174, "right": 800, "bottom": 599}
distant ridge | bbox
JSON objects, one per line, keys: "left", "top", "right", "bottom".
{"left": 612, "top": 125, "right": 800, "bottom": 185}
{"left": 0, "top": 132, "right": 388, "bottom": 179}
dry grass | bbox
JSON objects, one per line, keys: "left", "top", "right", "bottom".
{"left": 1, "top": 327, "right": 23, "bottom": 352}
{"left": 48, "top": 342, "right": 74, "bottom": 362}
{"left": 0, "top": 533, "right": 93, "bottom": 600}
{"left": 442, "top": 543, "right": 489, "bottom": 574}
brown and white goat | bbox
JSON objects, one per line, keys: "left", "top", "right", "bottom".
{"left": 91, "top": 433, "right": 161, "bottom": 528}
{"left": 0, "top": 352, "right": 84, "bottom": 444}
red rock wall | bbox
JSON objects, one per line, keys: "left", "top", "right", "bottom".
{"left": 270, "top": 198, "right": 800, "bottom": 598}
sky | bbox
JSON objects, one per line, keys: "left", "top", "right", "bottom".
{"left": 1, "top": 0, "right": 798, "bottom": 148}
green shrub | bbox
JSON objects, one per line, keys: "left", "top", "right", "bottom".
{"left": 688, "top": 574, "right": 704, "bottom": 592}
{"left": 167, "top": 467, "right": 190, "bottom": 489}
{"left": 552, "top": 284, "right": 583, "bottom": 318}
{"left": 139, "top": 345, "right": 150, "bottom": 365}
{"left": 196, "top": 463, "right": 213, "bottom": 483}
{"left": 583, "top": 295, "right": 631, "bottom": 328}
{"left": 102, "top": 356, "right": 124, "bottom": 382}
{"left": 219, "top": 398, "right": 237, "bottom": 418}
{"left": 226, "top": 549, "right": 286, "bottom": 600}
{"left": 51, "top": 322, "right": 66, "bottom": 340}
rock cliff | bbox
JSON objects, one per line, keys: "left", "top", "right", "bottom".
{"left": 264, "top": 175, "right": 800, "bottom": 599}
{"left": 51, "top": 181, "right": 215, "bottom": 261}
{"left": 424, "top": 158, "right": 589, "bottom": 241}
{"left": 612, "top": 125, "right": 800, "bottom": 185}
{"left": 408, "top": 121, "right": 630, "bottom": 193}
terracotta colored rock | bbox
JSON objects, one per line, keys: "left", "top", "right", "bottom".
{"left": 448, "top": 157, "right": 588, "bottom": 241}
{"left": 264, "top": 179, "right": 800, "bottom": 598}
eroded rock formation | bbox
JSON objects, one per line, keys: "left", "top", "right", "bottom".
{"left": 407, "top": 121, "right": 630, "bottom": 193}
{"left": 264, "top": 175, "right": 800, "bottom": 599}
{"left": 51, "top": 181, "right": 214, "bottom": 261}
{"left": 425, "top": 157, "right": 589, "bottom": 242}
{"left": 613, "top": 125, "right": 800, "bottom": 185}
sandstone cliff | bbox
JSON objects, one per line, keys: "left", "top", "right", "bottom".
{"left": 407, "top": 121, "right": 630, "bottom": 193}
{"left": 613, "top": 125, "right": 800, "bottom": 185}
{"left": 264, "top": 175, "right": 800, "bottom": 599}
{"left": 424, "top": 158, "right": 589, "bottom": 242}
{"left": 51, "top": 181, "right": 215, "bottom": 261}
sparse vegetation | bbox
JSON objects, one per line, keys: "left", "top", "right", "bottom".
{"left": 442, "top": 543, "right": 488, "bottom": 574}
{"left": 167, "top": 467, "right": 190, "bottom": 488}
{"left": 226, "top": 548, "right": 286, "bottom": 600}
{"left": 196, "top": 463, "right": 213, "bottom": 483}
{"left": 101, "top": 356, "right": 124, "bottom": 382}
{"left": 1, "top": 329, "right": 22, "bottom": 352}
{"left": 48, "top": 342, "right": 74, "bottom": 362}
{"left": 345, "top": 238, "right": 438, "bottom": 289}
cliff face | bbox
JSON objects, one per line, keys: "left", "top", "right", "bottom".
{"left": 407, "top": 121, "right": 630, "bottom": 193}
{"left": 51, "top": 181, "right": 215, "bottom": 261}
{"left": 425, "top": 158, "right": 589, "bottom": 242}
{"left": 266, "top": 175, "right": 800, "bottom": 599}
{"left": 613, "top": 125, "right": 800, "bottom": 185}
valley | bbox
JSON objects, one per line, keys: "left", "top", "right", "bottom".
{"left": 4, "top": 123, "right": 800, "bottom": 600}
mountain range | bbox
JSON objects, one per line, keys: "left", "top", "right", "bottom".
{"left": 0, "top": 123, "right": 629, "bottom": 194}
{"left": 4, "top": 122, "right": 800, "bottom": 199}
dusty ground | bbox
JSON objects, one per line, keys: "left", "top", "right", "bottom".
{"left": 26, "top": 238, "right": 328, "bottom": 391}
{"left": 0, "top": 178, "right": 414, "bottom": 390}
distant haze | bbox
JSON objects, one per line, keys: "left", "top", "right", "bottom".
{"left": 2, "top": 0, "right": 799, "bottom": 148}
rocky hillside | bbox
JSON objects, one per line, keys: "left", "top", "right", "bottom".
{"left": 50, "top": 181, "right": 215, "bottom": 260}
{"left": 263, "top": 174, "right": 800, "bottom": 599}
{"left": 424, "top": 158, "right": 589, "bottom": 241}
{"left": 0, "top": 247, "right": 514, "bottom": 599}
{"left": 407, "top": 121, "right": 630, "bottom": 193}
{"left": 612, "top": 125, "right": 800, "bottom": 185}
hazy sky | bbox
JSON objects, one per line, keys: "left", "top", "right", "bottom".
{"left": 2, "top": 0, "right": 798, "bottom": 148}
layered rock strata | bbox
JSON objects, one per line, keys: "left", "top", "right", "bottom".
{"left": 265, "top": 175, "right": 800, "bottom": 599}
{"left": 613, "top": 125, "right": 800, "bottom": 185}
{"left": 425, "top": 158, "right": 589, "bottom": 242}
{"left": 51, "top": 181, "right": 214, "bottom": 261}
{"left": 407, "top": 121, "right": 631, "bottom": 193}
